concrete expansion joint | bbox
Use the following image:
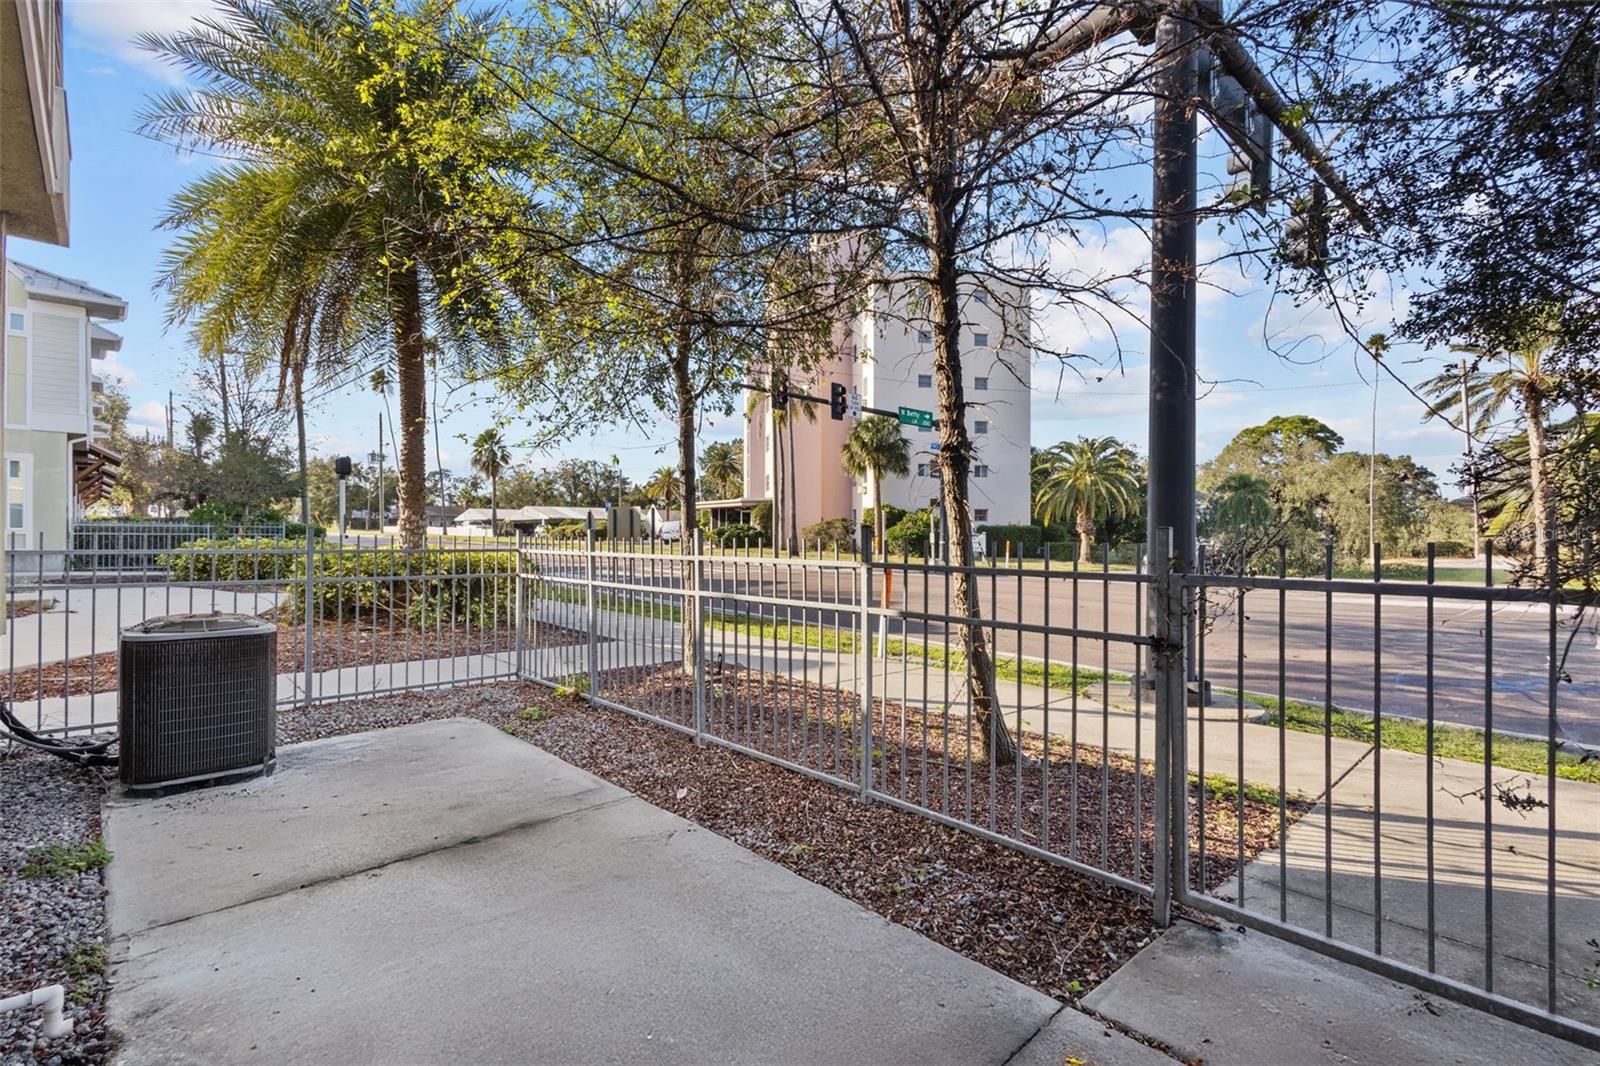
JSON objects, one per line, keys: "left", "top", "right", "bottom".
{"left": 1000, "top": 1003, "right": 1068, "bottom": 1065}
{"left": 125, "top": 789, "right": 635, "bottom": 936}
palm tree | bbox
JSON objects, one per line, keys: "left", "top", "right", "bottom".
{"left": 700, "top": 440, "right": 743, "bottom": 500}
{"left": 470, "top": 428, "right": 512, "bottom": 534}
{"left": 841, "top": 416, "right": 911, "bottom": 556}
{"left": 1033, "top": 437, "right": 1141, "bottom": 563}
{"left": 1422, "top": 311, "right": 1564, "bottom": 562}
{"left": 141, "top": 0, "right": 525, "bottom": 549}
{"left": 646, "top": 466, "right": 683, "bottom": 515}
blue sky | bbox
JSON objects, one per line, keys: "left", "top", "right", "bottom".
{"left": 10, "top": 1, "right": 1473, "bottom": 491}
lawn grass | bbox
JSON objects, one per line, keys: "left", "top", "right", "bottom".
{"left": 538, "top": 586, "right": 1597, "bottom": 786}
{"left": 708, "top": 617, "right": 1119, "bottom": 696}
{"left": 1233, "top": 691, "right": 1600, "bottom": 785}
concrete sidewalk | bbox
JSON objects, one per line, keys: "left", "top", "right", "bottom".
{"left": 102, "top": 718, "right": 1165, "bottom": 1065}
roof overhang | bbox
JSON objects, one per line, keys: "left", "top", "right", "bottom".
{"left": 0, "top": 1, "right": 69, "bottom": 246}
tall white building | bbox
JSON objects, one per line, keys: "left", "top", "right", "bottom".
{"left": 742, "top": 278, "right": 1032, "bottom": 536}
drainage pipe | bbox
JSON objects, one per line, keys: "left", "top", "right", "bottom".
{"left": 0, "top": 984, "right": 74, "bottom": 1039}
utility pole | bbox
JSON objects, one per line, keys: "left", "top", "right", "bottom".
{"left": 1146, "top": 11, "right": 1199, "bottom": 591}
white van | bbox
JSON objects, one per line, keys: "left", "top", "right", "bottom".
{"left": 656, "top": 521, "right": 683, "bottom": 543}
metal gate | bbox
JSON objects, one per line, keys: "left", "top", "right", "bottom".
{"left": 511, "top": 526, "right": 1600, "bottom": 1050}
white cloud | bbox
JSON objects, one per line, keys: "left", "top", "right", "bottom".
{"left": 95, "top": 351, "right": 143, "bottom": 389}
{"left": 128, "top": 399, "right": 168, "bottom": 434}
{"left": 67, "top": 0, "right": 213, "bottom": 85}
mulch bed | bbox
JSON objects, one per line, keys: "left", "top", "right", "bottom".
{"left": 0, "top": 752, "right": 116, "bottom": 1065}
{"left": 588, "top": 663, "right": 1305, "bottom": 892}
{"left": 5, "top": 598, "right": 53, "bottom": 620}
{"left": 0, "top": 615, "right": 587, "bottom": 704}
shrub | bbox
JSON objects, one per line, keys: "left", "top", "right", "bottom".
{"left": 801, "top": 517, "right": 856, "bottom": 552}
{"left": 162, "top": 540, "right": 516, "bottom": 626}
{"left": 299, "top": 547, "right": 515, "bottom": 627}
{"left": 861, "top": 504, "right": 906, "bottom": 539}
{"left": 977, "top": 523, "right": 1044, "bottom": 555}
{"left": 752, "top": 500, "right": 773, "bottom": 538}
{"left": 159, "top": 537, "right": 303, "bottom": 581}
{"left": 709, "top": 523, "right": 766, "bottom": 547}
{"left": 885, "top": 510, "right": 933, "bottom": 556}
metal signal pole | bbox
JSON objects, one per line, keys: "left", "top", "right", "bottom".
{"left": 1146, "top": 11, "right": 1199, "bottom": 587}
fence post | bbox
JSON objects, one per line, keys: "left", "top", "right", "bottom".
{"left": 1150, "top": 526, "right": 1187, "bottom": 926}
{"left": 513, "top": 528, "right": 525, "bottom": 680}
{"left": 691, "top": 527, "right": 706, "bottom": 743}
{"left": 302, "top": 525, "right": 317, "bottom": 708}
{"left": 584, "top": 516, "right": 598, "bottom": 699}
{"left": 858, "top": 539, "right": 874, "bottom": 800}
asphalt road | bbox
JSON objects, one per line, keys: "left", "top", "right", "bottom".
{"left": 546, "top": 554, "right": 1600, "bottom": 746}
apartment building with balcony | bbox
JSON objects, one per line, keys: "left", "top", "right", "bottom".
{"left": 4, "top": 260, "right": 125, "bottom": 549}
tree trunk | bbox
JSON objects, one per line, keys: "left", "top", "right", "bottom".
{"left": 872, "top": 468, "right": 885, "bottom": 557}
{"left": 787, "top": 415, "right": 800, "bottom": 555}
{"left": 772, "top": 407, "right": 785, "bottom": 549}
{"left": 1077, "top": 501, "right": 1095, "bottom": 565}
{"left": 392, "top": 263, "right": 428, "bottom": 549}
{"left": 1525, "top": 393, "right": 1552, "bottom": 564}
{"left": 928, "top": 212, "right": 1017, "bottom": 765}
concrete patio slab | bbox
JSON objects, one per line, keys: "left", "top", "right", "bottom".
{"left": 103, "top": 719, "right": 1079, "bottom": 1065}
{"left": 1081, "top": 922, "right": 1593, "bottom": 1066}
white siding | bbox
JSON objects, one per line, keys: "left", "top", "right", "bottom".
{"left": 29, "top": 309, "right": 84, "bottom": 432}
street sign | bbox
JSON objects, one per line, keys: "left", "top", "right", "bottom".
{"left": 847, "top": 389, "right": 861, "bottom": 419}
{"left": 897, "top": 406, "right": 933, "bottom": 429}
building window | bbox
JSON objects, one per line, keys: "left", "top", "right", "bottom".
{"left": 974, "top": 465, "right": 989, "bottom": 478}
{"left": 917, "top": 373, "right": 932, "bottom": 388}
{"left": 974, "top": 509, "right": 989, "bottom": 522}
{"left": 930, "top": 498, "right": 940, "bottom": 509}
{"left": 974, "top": 376, "right": 988, "bottom": 391}
{"left": 917, "top": 329, "right": 932, "bottom": 344}
{"left": 7, "top": 312, "right": 23, "bottom": 332}
{"left": 973, "top": 290, "right": 989, "bottom": 306}
{"left": 972, "top": 332, "right": 989, "bottom": 348}
{"left": 7, "top": 458, "right": 26, "bottom": 536}
{"left": 974, "top": 420, "right": 989, "bottom": 434}
{"left": 917, "top": 462, "right": 929, "bottom": 477}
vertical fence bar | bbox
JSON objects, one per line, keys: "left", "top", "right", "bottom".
{"left": 1425, "top": 543, "right": 1437, "bottom": 972}
{"left": 692, "top": 528, "right": 706, "bottom": 744}
{"left": 1151, "top": 527, "right": 1178, "bottom": 926}
{"left": 586, "top": 518, "right": 599, "bottom": 700}
{"left": 1482, "top": 540, "right": 1495, "bottom": 992}
{"left": 858, "top": 539, "right": 874, "bottom": 799}
{"left": 1545, "top": 531, "right": 1558, "bottom": 1012}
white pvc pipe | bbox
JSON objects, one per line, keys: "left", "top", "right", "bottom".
{"left": 0, "top": 984, "right": 74, "bottom": 1039}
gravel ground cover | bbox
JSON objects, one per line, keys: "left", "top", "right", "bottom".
{"left": 0, "top": 752, "right": 115, "bottom": 1065}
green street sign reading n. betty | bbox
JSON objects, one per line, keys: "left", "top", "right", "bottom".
{"left": 897, "top": 406, "right": 933, "bottom": 429}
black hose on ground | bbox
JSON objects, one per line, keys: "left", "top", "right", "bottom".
{"left": 0, "top": 704, "right": 117, "bottom": 767}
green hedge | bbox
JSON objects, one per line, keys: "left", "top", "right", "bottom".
{"left": 977, "top": 524, "right": 1044, "bottom": 554}
{"left": 301, "top": 548, "right": 515, "bottom": 627}
{"left": 161, "top": 539, "right": 516, "bottom": 626}
{"left": 159, "top": 538, "right": 304, "bottom": 581}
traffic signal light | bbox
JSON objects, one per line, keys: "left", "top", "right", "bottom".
{"left": 771, "top": 370, "right": 788, "bottom": 411}
{"left": 829, "top": 382, "right": 847, "bottom": 420}
{"left": 1281, "top": 183, "right": 1329, "bottom": 271}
